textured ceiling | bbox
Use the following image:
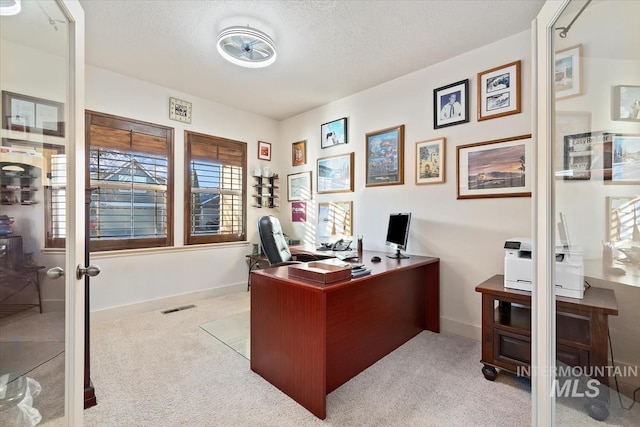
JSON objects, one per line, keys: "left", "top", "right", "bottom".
{"left": 6, "top": 0, "right": 547, "bottom": 121}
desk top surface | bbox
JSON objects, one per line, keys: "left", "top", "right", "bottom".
{"left": 252, "top": 249, "right": 439, "bottom": 291}
{"left": 475, "top": 274, "right": 618, "bottom": 314}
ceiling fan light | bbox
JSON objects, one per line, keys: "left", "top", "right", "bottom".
{"left": 216, "top": 26, "right": 277, "bottom": 69}
{"left": 0, "top": 0, "right": 21, "bottom": 16}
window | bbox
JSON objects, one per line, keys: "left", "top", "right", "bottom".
{"left": 86, "top": 111, "right": 174, "bottom": 251}
{"left": 185, "top": 131, "right": 246, "bottom": 244}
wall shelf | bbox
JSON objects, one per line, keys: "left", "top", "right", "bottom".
{"left": 252, "top": 174, "right": 279, "bottom": 208}
{"left": 0, "top": 163, "right": 38, "bottom": 206}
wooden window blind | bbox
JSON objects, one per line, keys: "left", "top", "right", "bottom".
{"left": 185, "top": 131, "right": 246, "bottom": 245}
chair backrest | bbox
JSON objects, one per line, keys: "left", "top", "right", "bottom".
{"left": 257, "top": 216, "right": 292, "bottom": 265}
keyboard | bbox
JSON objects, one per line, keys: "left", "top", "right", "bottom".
{"left": 335, "top": 251, "right": 359, "bottom": 260}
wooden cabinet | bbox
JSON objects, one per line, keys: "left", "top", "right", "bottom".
{"left": 0, "top": 162, "right": 38, "bottom": 205}
{"left": 252, "top": 174, "right": 278, "bottom": 208}
{"left": 475, "top": 274, "right": 618, "bottom": 386}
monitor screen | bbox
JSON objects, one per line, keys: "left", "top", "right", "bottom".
{"left": 385, "top": 213, "right": 411, "bottom": 258}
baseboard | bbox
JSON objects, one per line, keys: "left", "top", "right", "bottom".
{"left": 90, "top": 282, "right": 247, "bottom": 323}
{"left": 440, "top": 316, "right": 481, "bottom": 342}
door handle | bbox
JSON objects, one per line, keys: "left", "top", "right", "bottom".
{"left": 76, "top": 264, "right": 101, "bottom": 280}
{"left": 47, "top": 267, "right": 64, "bottom": 279}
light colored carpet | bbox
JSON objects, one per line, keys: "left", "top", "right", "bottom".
{"left": 200, "top": 310, "right": 250, "bottom": 359}
{"left": 80, "top": 290, "right": 639, "bottom": 426}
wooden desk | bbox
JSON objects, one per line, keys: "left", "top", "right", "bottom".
{"left": 250, "top": 251, "right": 440, "bottom": 419}
{"left": 475, "top": 274, "right": 618, "bottom": 386}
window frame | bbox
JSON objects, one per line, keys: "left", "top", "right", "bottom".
{"left": 86, "top": 110, "right": 174, "bottom": 252}
{"left": 184, "top": 130, "right": 247, "bottom": 245}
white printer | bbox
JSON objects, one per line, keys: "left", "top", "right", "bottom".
{"left": 504, "top": 237, "right": 585, "bottom": 299}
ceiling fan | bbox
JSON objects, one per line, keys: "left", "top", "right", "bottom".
{"left": 216, "top": 26, "right": 277, "bottom": 68}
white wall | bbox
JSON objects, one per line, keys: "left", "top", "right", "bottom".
{"left": 85, "top": 66, "right": 280, "bottom": 316}
{"left": 278, "top": 31, "right": 534, "bottom": 339}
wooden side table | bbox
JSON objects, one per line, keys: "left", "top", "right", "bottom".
{"left": 475, "top": 274, "right": 618, "bottom": 386}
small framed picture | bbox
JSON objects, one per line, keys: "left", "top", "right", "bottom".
{"left": 433, "top": 80, "right": 469, "bottom": 129}
{"left": 317, "top": 152, "right": 354, "bottom": 194}
{"left": 365, "top": 124, "right": 405, "bottom": 187}
{"left": 563, "top": 131, "right": 613, "bottom": 181}
{"left": 287, "top": 171, "right": 312, "bottom": 201}
{"left": 612, "top": 85, "right": 640, "bottom": 121}
{"left": 169, "top": 97, "right": 192, "bottom": 124}
{"left": 415, "top": 137, "right": 445, "bottom": 185}
{"left": 321, "top": 117, "right": 348, "bottom": 148}
{"left": 258, "top": 141, "right": 271, "bottom": 161}
{"left": 292, "top": 140, "right": 307, "bottom": 166}
{"left": 477, "top": 60, "right": 521, "bottom": 121}
{"left": 2, "top": 90, "right": 65, "bottom": 137}
{"left": 457, "top": 134, "right": 532, "bottom": 199}
{"left": 555, "top": 45, "right": 582, "bottom": 100}
{"left": 608, "top": 134, "right": 640, "bottom": 184}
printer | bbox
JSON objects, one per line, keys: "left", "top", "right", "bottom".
{"left": 504, "top": 237, "right": 585, "bottom": 299}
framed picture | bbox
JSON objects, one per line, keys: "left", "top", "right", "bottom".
{"left": 555, "top": 111, "right": 592, "bottom": 177}
{"left": 555, "top": 45, "right": 582, "bottom": 100}
{"left": 415, "top": 137, "right": 445, "bottom": 185}
{"left": 317, "top": 152, "right": 354, "bottom": 194}
{"left": 612, "top": 85, "right": 640, "bottom": 121}
{"left": 287, "top": 171, "right": 312, "bottom": 201}
{"left": 169, "top": 96, "right": 192, "bottom": 124}
{"left": 321, "top": 117, "right": 348, "bottom": 148}
{"left": 477, "top": 60, "right": 521, "bottom": 121}
{"left": 258, "top": 141, "right": 271, "bottom": 161}
{"left": 457, "top": 134, "right": 532, "bottom": 199}
{"left": 292, "top": 201, "right": 307, "bottom": 222}
{"left": 365, "top": 124, "right": 405, "bottom": 187}
{"left": 608, "top": 134, "right": 640, "bottom": 184}
{"left": 563, "top": 131, "right": 612, "bottom": 181}
{"left": 606, "top": 196, "right": 640, "bottom": 242}
{"left": 317, "top": 201, "right": 353, "bottom": 237}
{"left": 292, "top": 140, "right": 307, "bottom": 166}
{"left": 433, "top": 79, "right": 469, "bottom": 129}
{"left": 1, "top": 90, "right": 64, "bottom": 137}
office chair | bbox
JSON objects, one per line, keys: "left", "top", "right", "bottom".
{"left": 257, "top": 216, "right": 316, "bottom": 266}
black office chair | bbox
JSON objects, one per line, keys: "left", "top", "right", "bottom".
{"left": 257, "top": 216, "right": 316, "bottom": 266}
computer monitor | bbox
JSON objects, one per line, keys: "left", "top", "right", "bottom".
{"left": 385, "top": 213, "right": 411, "bottom": 259}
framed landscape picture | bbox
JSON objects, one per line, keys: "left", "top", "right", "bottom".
{"left": 321, "top": 117, "right": 348, "bottom": 148}
{"left": 415, "top": 137, "right": 445, "bottom": 185}
{"left": 365, "top": 124, "right": 405, "bottom": 187}
{"left": 433, "top": 80, "right": 469, "bottom": 129}
{"left": 287, "top": 171, "right": 312, "bottom": 201}
{"left": 477, "top": 60, "right": 521, "bottom": 121}
{"left": 555, "top": 45, "right": 582, "bottom": 100}
{"left": 608, "top": 134, "right": 640, "bottom": 184}
{"left": 317, "top": 152, "right": 354, "bottom": 194}
{"left": 457, "top": 134, "right": 532, "bottom": 199}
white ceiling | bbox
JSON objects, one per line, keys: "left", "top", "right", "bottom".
{"left": 6, "top": 0, "right": 547, "bottom": 121}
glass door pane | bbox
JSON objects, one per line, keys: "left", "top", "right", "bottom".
{"left": 0, "top": 0, "right": 83, "bottom": 424}
{"left": 552, "top": 0, "right": 640, "bottom": 424}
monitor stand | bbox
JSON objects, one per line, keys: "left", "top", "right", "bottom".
{"left": 387, "top": 248, "right": 409, "bottom": 259}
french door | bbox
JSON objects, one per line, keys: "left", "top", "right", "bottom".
{"left": 0, "top": 0, "right": 85, "bottom": 424}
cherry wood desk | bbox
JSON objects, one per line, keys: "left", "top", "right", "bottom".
{"left": 250, "top": 251, "right": 440, "bottom": 419}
